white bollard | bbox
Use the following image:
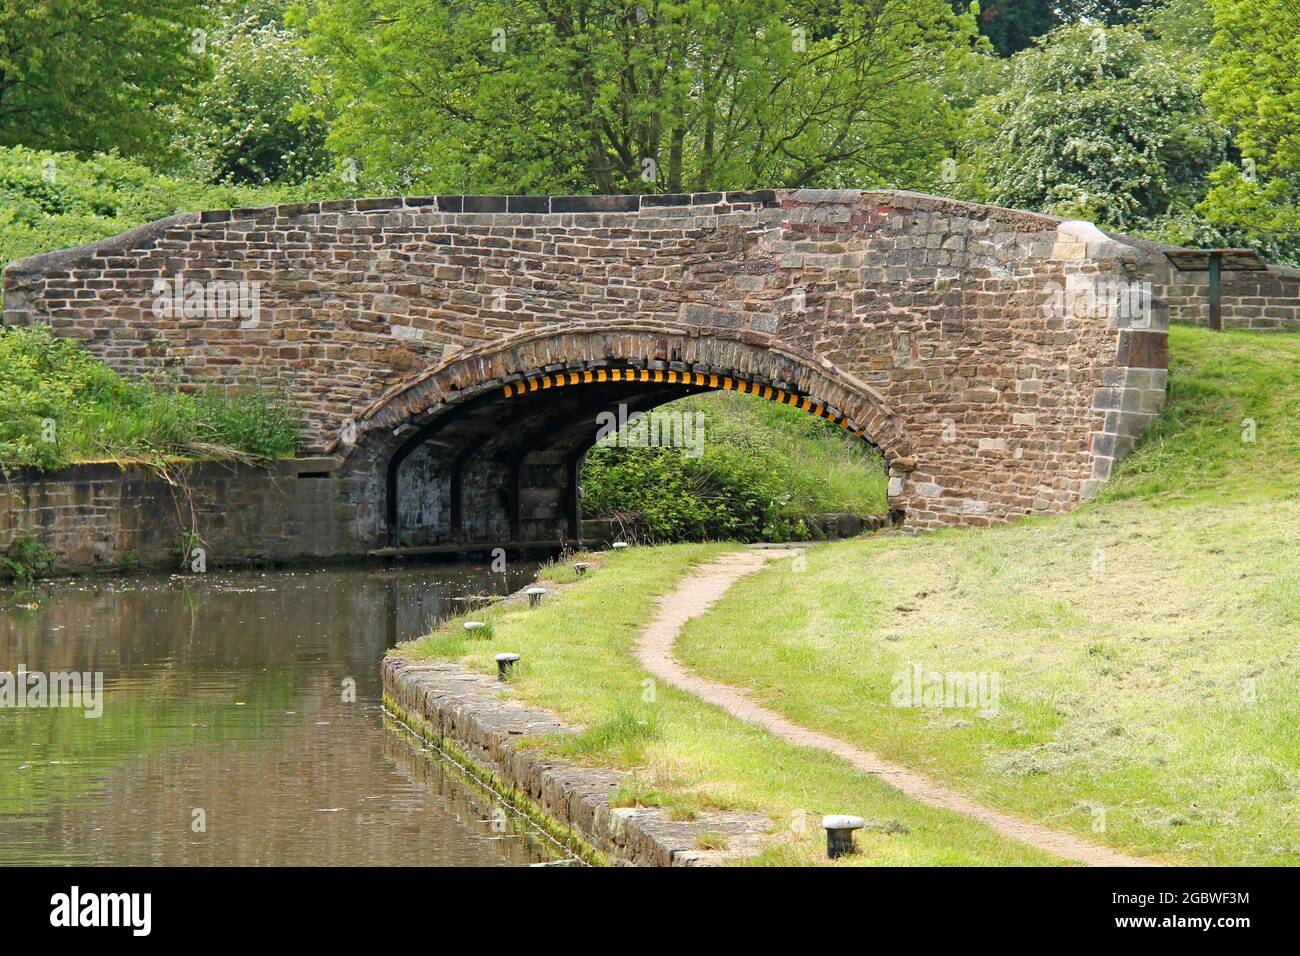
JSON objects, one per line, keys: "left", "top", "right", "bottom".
{"left": 495, "top": 653, "right": 520, "bottom": 680}
{"left": 822, "top": 815, "right": 865, "bottom": 858}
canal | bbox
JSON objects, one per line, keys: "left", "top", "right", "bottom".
{"left": 0, "top": 563, "right": 566, "bottom": 866}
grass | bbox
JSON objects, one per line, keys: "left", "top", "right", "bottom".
{"left": 580, "top": 389, "right": 888, "bottom": 542}
{"left": 677, "top": 324, "right": 1300, "bottom": 865}
{"left": 1100, "top": 323, "right": 1300, "bottom": 505}
{"left": 397, "top": 323, "right": 1299, "bottom": 865}
{"left": 0, "top": 325, "right": 299, "bottom": 469}
{"left": 395, "top": 544, "right": 1059, "bottom": 865}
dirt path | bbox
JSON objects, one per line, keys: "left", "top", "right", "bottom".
{"left": 634, "top": 548, "right": 1161, "bottom": 867}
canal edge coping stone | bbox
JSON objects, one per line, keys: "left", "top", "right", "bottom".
{"left": 380, "top": 656, "right": 771, "bottom": 866}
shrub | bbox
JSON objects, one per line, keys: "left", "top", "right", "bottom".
{"left": 580, "top": 392, "right": 887, "bottom": 543}
{"left": 1, "top": 536, "right": 54, "bottom": 584}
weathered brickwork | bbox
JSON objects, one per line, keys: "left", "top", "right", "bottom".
{"left": 0, "top": 459, "right": 355, "bottom": 572}
{"left": 3, "top": 188, "right": 1195, "bottom": 539}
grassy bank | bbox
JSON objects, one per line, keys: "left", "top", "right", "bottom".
{"left": 678, "top": 324, "right": 1300, "bottom": 865}
{"left": 0, "top": 326, "right": 299, "bottom": 470}
{"left": 395, "top": 546, "right": 1057, "bottom": 865}
{"left": 580, "top": 390, "right": 888, "bottom": 543}
{"left": 396, "top": 324, "right": 1296, "bottom": 865}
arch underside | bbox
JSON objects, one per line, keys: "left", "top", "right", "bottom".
{"left": 383, "top": 368, "right": 886, "bottom": 549}
{"left": 357, "top": 325, "right": 910, "bottom": 548}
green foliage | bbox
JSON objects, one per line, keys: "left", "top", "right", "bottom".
{"left": 1, "top": 536, "right": 53, "bottom": 584}
{"left": 0, "top": 0, "right": 207, "bottom": 161}
{"left": 0, "top": 325, "right": 299, "bottom": 469}
{"left": 962, "top": 23, "right": 1228, "bottom": 233}
{"left": 295, "top": 0, "right": 980, "bottom": 194}
{"left": 580, "top": 391, "right": 887, "bottom": 543}
{"left": 0, "top": 145, "right": 350, "bottom": 285}
{"left": 176, "top": 5, "right": 331, "bottom": 185}
{"left": 956, "top": 0, "right": 1060, "bottom": 56}
{"left": 1102, "top": 324, "right": 1300, "bottom": 505}
{"left": 1198, "top": 0, "right": 1300, "bottom": 265}
{"left": 954, "top": 0, "right": 1158, "bottom": 57}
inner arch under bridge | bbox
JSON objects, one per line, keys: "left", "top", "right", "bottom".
{"left": 3, "top": 188, "right": 1173, "bottom": 552}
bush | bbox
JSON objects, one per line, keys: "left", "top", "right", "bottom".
{"left": 580, "top": 392, "right": 887, "bottom": 543}
{"left": 1, "top": 536, "right": 54, "bottom": 584}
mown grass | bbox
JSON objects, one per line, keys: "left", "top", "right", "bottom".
{"left": 394, "top": 544, "right": 1058, "bottom": 865}
{"left": 677, "top": 324, "right": 1300, "bottom": 865}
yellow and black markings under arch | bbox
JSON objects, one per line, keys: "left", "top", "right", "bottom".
{"left": 502, "top": 367, "right": 869, "bottom": 439}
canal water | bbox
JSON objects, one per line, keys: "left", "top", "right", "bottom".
{"left": 0, "top": 564, "right": 566, "bottom": 866}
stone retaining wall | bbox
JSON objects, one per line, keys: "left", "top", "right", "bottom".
{"left": 381, "top": 655, "right": 769, "bottom": 866}
{"left": 0, "top": 457, "right": 357, "bottom": 573}
{"left": 1118, "top": 236, "right": 1300, "bottom": 331}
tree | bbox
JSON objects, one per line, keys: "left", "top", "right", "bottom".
{"left": 178, "top": 6, "right": 331, "bottom": 184}
{"left": 296, "top": 0, "right": 982, "bottom": 195}
{"left": 952, "top": 0, "right": 1153, "bottom": 56}
{"left": 963, "top": 23, "right": 1227, "bottom": 231}
{"left": 0, "top": 0, "right": 206, "bottom": 159}
{"left": 954, "top": 0, "right": 1059, "bottom": 56}
{"left": 1199, "top": 0, "right": 1300, "bottom": 263}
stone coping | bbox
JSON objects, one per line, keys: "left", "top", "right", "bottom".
{"left": 2, "top": 188, "right": 1069, "bottom": 282}
{"left": 380, "top": 654, "right": 771, "bottom": 866}
{"left": 0, "top": 456, "right": 343, "bottom": 484}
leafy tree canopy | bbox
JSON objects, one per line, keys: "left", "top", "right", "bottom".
{"left": 963, "top": 22, "right": 1227, "bottom": 233}
{"left": 295, "top": 0, "right": 984, "bottom": 195}
{"left": 0, "top": 0, "right": 207, "bottom": 159}
{"left": 953, "top": 0, "right": 1155, "bottom": 56}
{"left": 1199, "top": 0, "right": 1300, "bottom": 263}
{"left": 177, "top": 4, "right": 331, "bottom": 185}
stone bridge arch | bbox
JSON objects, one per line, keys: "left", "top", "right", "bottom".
{"left": 3, "top": 187, "right": 1178, "bottom": 553}
{"left": 342, "top": 322, "right": 913, "bottom": 546}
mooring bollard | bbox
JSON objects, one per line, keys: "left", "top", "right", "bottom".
{"left": 526, "top": 586, "right": 546, "bottom": 608}
{"left": 463, "top": 621, "right": 487, "bottom": 636}
{"left": 822, "top": 815, "right": 865, "bottom": 858}
{"left": 611, "top": 541, "right": 629, "bottom": 551}
{"left": 495, "top": 653, "right": 520, "bottom": 680}
{"left": 574, "top": 562, "right": 590, "bottom": 577}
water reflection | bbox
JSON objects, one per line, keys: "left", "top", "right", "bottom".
{"left": 0, "top": 564, "right": 562, "bottom": 866}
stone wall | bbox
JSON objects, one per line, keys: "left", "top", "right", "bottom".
{"left": 382, "top": 655, "right": 769, "bottom": 865}
{"left": 0, "top": 458, "right": 356, "bottom": 573}
{"left": 3, "top": 189, "right": 1186, "bottom": 534}
{"left": 1114, "top": 234, "right": 1300, "bottom": 331}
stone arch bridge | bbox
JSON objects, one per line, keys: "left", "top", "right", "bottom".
{"left": 3, "top": 189, "right": 1173, "bottom": 555}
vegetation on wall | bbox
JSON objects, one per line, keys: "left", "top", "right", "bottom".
{"left": 0, "top": 326, "right": 299, "bottom": 470}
